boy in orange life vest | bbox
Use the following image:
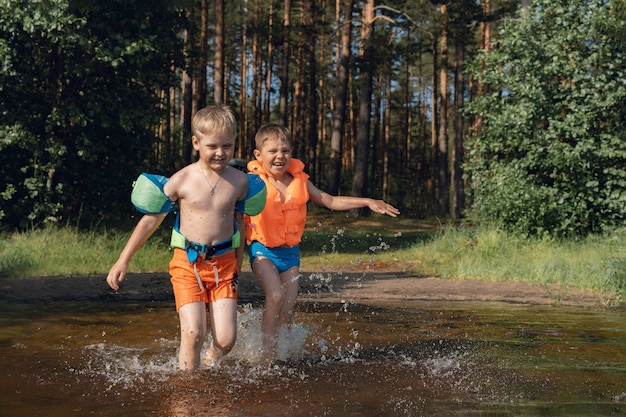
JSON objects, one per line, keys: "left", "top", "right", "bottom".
{"left": 246, "top": 123, "right": 400, "bottom": 364}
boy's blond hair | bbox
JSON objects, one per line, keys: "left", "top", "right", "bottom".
{"left": 254, "top": 123, "right": 292, "bottom": 150}
{"left": 192, "top": 105, "right": 236, "bottom": 138}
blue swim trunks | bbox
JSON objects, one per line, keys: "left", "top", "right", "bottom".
{"left": 248, "top": 241, "right": 300, "bottom": 273}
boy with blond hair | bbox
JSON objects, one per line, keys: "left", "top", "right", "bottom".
{"left": 107, "top": 105, "right": 265, "bottom": 370}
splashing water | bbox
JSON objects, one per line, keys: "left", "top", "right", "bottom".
{"left": 78, "top": 342, "right": 179, "bottom": 392}
{"left": 220, "top": 304, "right": 312, "bottom": 366}
{"left": 1, "top": 299, "right": 625, "bottom": 417}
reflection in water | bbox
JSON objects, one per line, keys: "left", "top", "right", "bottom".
{"left": 1, "top": 298, "right": 625, "bottom": 416}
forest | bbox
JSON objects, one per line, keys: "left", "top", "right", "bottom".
{"left": 1, "top": 0, "right": 625, "bottom": 237}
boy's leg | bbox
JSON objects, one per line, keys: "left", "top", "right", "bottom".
{"left": 252, "top": 257, "right": 284, "bottom": 363}
{"left": 177, "top": 301, "right": 207, "bottom": 370}
{"left": 278, "top": 266, "right": 300, "bottom": 327}
{"left": 205, "top": 297, "right": 238, "bottom": 366}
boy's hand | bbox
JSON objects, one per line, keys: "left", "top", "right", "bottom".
{"left": 369, "top": 200, "right": 400, "bottom": 217}
{"left": 106, "top": 262, "right": 128, "bottom": 290}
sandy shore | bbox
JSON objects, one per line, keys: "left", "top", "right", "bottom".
{"left": 0, "top": 269, "right": 612, "bottom": 308}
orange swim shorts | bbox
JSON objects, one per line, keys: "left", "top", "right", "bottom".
{"left": 169, "top": 248, "right": 239, "bottom": 311}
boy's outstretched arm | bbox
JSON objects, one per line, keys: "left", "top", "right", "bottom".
{"left": 107, "top": 213, "right": 167, "bottom": 290}
{"left": 307, "top": 181, "right": 400, "bottom": 217}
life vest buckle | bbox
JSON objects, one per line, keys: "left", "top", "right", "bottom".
{"left": 184, "top": 238, "right": 233, "bottom": 260}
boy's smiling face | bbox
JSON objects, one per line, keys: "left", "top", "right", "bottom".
{"left": 254, "top": 137, "right": 292, "bottom": 178}
{"left": 192, "top": 131, "right": 235, "bottom": 170}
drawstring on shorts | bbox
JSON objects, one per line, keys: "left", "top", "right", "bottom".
{"left": 192, "top": 260, "right": 220, "bottom": 290}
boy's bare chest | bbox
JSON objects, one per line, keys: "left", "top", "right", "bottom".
{"left": 182, "top": 178, "right": 236, "bottom": 210}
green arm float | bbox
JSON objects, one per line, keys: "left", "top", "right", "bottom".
{"left": 130, "top": 173, "right": 176, "bottom": 214}
{"left": 235, "top": 173, "right": 267, "bottom": 216}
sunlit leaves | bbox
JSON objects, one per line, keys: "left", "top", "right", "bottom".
{"left": 466, "top": 0, "right": 626, "bottom": 237}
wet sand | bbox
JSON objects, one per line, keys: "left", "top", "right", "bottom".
{"left": 0, "top": 268, "right": 612, "bottom": 307}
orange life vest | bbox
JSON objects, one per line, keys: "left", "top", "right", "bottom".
{"left": 246, "top": 158, "right": 310, "bottom": 247}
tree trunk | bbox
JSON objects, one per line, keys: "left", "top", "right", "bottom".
{"left": 430, "top": 33, "right": 438, "bottom": 212}
{"left": 251, "top": 0, "right": 264, "bottom": 134}
{"left": 306, "top": 0, "right": 318, "bottom": 184}
{"left": 279, "top": 0, "right": 291, "bottom": 125}
{"left": 264, "top": 0, "right": 273, "bottom": 122}
{"left": 382, "top": 74, "right": 391, "bottom": 201}
{"left": 372, "top": 69, "right": 382, "bottom": 192}
{"left": 181, "top": 14, "right": 193, "bottom": 167}
{"left": 436, "top": 4, "right": 449, "bottom": 217}
{"left": 195, "top": 0, "right": 208, "bottom": 111}
{"left": 351, "top": 0, "right": 374, "bottom": 215}
{"left": 451, "top": 36, "right": 465, "bottom": 219}
{"left": 328, "top": 0, "right": 352, "bottom": 195}
{"left": 165, "top": 88, "right": 175, "bottom": 169}
{"left": 471, "top": 0, "right": 491, "bottom": 136}
{"left": 316, "top": 0, "right": 327, "bottom": 179}
{"left": 214, "top": 0, "right": 225, "bottom": 105}
{"left": 404, "top": 51, "right": 412, "bottom": 174}
{"left": 238, "top": 0, "right": 249, "bottom": 157}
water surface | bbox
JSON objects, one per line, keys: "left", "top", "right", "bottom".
{"left": 1, "top": 294, "right": 624, "bottom": 416}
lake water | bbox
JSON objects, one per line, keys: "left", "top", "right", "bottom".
{"left": 1, "top": 281, "right": 625, "bottom": 416}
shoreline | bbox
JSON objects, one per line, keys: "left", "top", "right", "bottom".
{"left": 0, "top": 271, "right": 616, "bottom": 308}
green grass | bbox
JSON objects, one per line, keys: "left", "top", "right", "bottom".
{"left": 0, "top": 226, "right": 173, "bottom": 277}
{"left": 404, "top": 225, "right": 626, "bottom": 297}
{"left": 1, "top": 212, "right": 624, "bottom": 303}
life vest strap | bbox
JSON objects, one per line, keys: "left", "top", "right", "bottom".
{"left": 170, "top": 212, "right": 240, "bottom": 263}
{"left": 183, "top": 238, "right": 232, "bottom": 257}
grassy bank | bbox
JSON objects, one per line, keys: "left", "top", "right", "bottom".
{"left": 1, "top": 211, "right": 624, "bottom": 303}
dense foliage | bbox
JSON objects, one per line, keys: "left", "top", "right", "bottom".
{"left": 0, "top": 0, "right": 184, "bottom": 228}
{"left": 1, "top": 0, "right": 625, "bottom": 239}
{"left": 466, "top": 0, "right": 626, "bottom": 237}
